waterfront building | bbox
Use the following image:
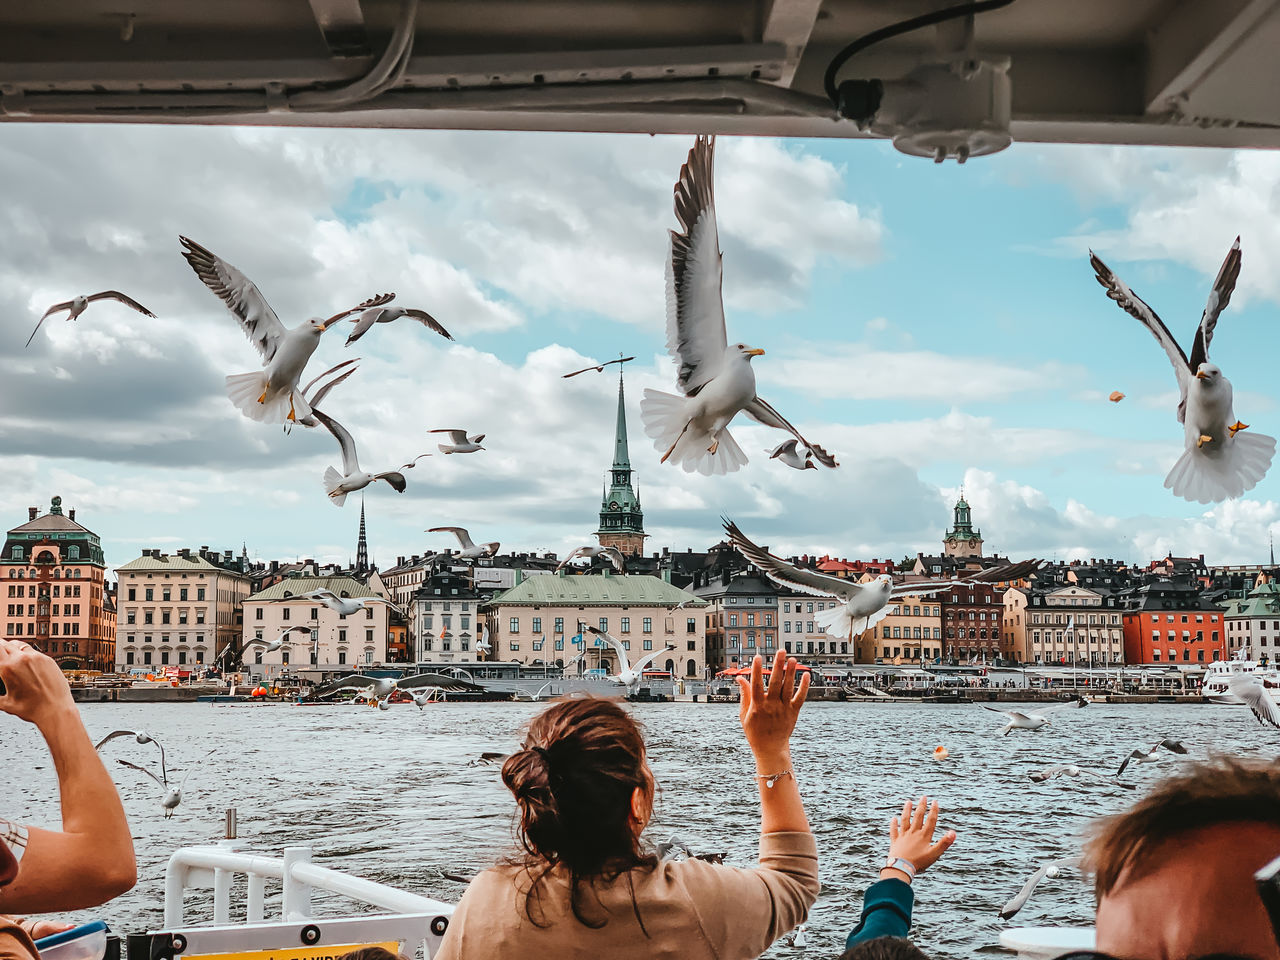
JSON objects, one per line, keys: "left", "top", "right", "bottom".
{"left": 1122, "top": 578, "right": 1226, "bottom": 665}
{"left": 1004, "top": 583, "right": 1125, "bottom": 665}
{"left": 411, "top": 569, "right": 483, "bottom": 663}
{"left": 1221, "top": 575, "right": 1280, "bottom": 662}
{"left": 778, "top": 593, "right": 854, "bottom": 663}
{"left": 1, "top": 497, "right": 113, "bottom": 672}
{"left": 491, "top": 572, "right": 705, "bottom": 678}
{"left": 115, "top": 547, "right": 252, "bottom": 672}
{"left": 939, "top": 581, "right": 1003, "bottom": 662}
{"left": 241, "top": 575, "right": 388, "bottom": 679}
{"left": 691, "top": 570, "right": 777, "bottom": 672}
{"left": 595, "top": 371, "right": 646, "bottom": 556}
{"left": 855, "top": 586, "right": 943, "bottom": 664}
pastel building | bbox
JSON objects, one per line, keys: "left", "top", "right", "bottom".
{"left": 779, "top": 594, "right": 854, "bottom": 662}
{"left": 1222, "top": 576, "right": 1280, "bottom": 661}
{"left": 1004, "top": 584, "right": 1125, "bottom": 665}
{"left": 1122, "top": 580, "right": 1225, "bottom": 665}
{"left": 1, "top": 497, "right": 113, "bottom": 672}
{"left": 856, "top": 588, "right": 943, "bottom": 664}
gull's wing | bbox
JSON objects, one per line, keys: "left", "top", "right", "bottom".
{"left": 302, "top": 360, "right": 359, "bottom": 408}
{"left": 88, "top": 290, "right": 157, "bottom": 317}
{"left": 180, "top": 236, "right": 286, "bottom": 363}
{"left": 404, "top": 309, "right": 453, "bottom": 341}
{"left": 631, "top": 644, "right": 675, "bottom": 674}
{"left": 1028, "top": 765, "right": 1070, "bottom": 782}
{"left": 980, "top": 705, "right": 1019, "bottom": 718}
{"left": 1076, "top": 767, "right": 1137, "bottom": 789}
{"left": 769, "top": 438, "right": 800, "bottom": 459}
{"left": 556, "top": 546, "right": 588, "bottom": 571}
{"left": 723, "top": 519, "right": 861, "bottom": 601}
{"left": 345, "top": 307, "right": 385, "bottom": 346}
{"left": 373, "top": 471, "right": 407, "bottom": 492}
{"left": 178, "top": 748, "right": 218, "bottom": 791}
{"left": 1029, "top": 697, "right": 1088, "bottom": 717}
{"left": 602, "top": 546, "right": 626, "bottom": 572}
{"left": 586, "top": 627, "right": 630, "bottom": 671}
{"left": 743, "top": 398, "right": 839, "bottom": 468}
{"left": 1115, "top": 748, "right": 1146, "bottom": 778}
{"left": 310, "top": 674, "right": 378, "bottom": 698}
{"left": 303, "top": 588, "right": 340, "bottom": 603}
{"left": 94, "top": 730, "right": 139, "bottom": 750}
{"left": 400, "top": 454, "right": 431, "bottom": 470}
{"left": 562, "top": 356, "right": 635, "bottom": 379}
{"left": 999, "top": 858, "right": 1080, "bottom": 920}
{"left": 1089, "top": 250, "right": 1193, "bottom": 420}
{"left": 325, "top": 293, "right": 396, "bottom": 326}
{"left": 1158, "top": 738, "right": 1189, "bottom": 755}
{"left": 397, "top": 672, "right": 485, "bottom": 692}
{"left": 1189, "top": 236, "right": 1241, "bottom": 373}
{"left": 429, "top": 429, "right": 469, "bottom": 444}
{"left": 893, "top": 560, "right": 1044, "bottom": 598}
{"left": 26, "top": 303, "right": 71, "bottom": 347}
{"left": 430, "top": 526, "right": 476, "bottom": 550}
{"left": 666, "top": 135, "right": 728, "bottom": 397}
{"left": 1230, "top": 675, "right": 1280, "bottom": 728}
{"left": 311, "top": 410, "right": 361, "bottom": 475}
{"left": 116, "top": 758, "right": 166, "bottom": 789}
{"left": 276, "top": 625, "right": 311, "bottom": 644}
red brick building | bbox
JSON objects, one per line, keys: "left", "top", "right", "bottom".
{"left": 941, "top": 581, "right": 1004, "bottom": 661}
{"left": 1122, "top": 579, "right": 1226, "bottom": 665}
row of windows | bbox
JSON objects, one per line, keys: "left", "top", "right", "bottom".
{"left": 1029, "top": 612, "right": 1122, "bottom": 625}
{"left": 6, "top": 584, "right": 83, "bottom": 598}
{"left": 1152, "top": 649, "right": 1218, "bottom": 662}
{"left": 1147, "top": 630, "right": 1221, "bottom": 642}
{"left": 880, "top": 646, "right": 942, "bottom": 659}
{"left": 726, "top": 633, "right": 775, "bottom": 649}
{"left": 945, "top": 610, "right": 996, "bottom": 620}
{"left": 254, "top": 606, "right": 375, "bottom": 620}
{"left": 725, "top": 613, "right": 773, "bottom": 628}
{"left": 783, "top": 641, "right": 850, "bottom": 655}
{"left": 123, "top": 633, "right": 206, "bottom": 645}
{"left": 420, "top": 615, "right": 472, "bottom": 630}
{"left": 7, "top": 544, "right": 83, "bottom": 561}
{"left": 127, "top": 610, "right": 205, "bottom": 625}
{"left": 881, "top": 626, "right": 943, "bottom": 639}
{"left": 508, "top": 617, "right": 697, "bottom": 635}
{"left": 127, "top": 586, "right": 206, "bottom": 602}
{"left": 5, "top": 603, "right": 82, "bottom": 616}
{"left": 6, "top": 566, "right": 86, "bottom": 578}
{"left": 1032, "top": 631, "right": 1123, "bottom": 643}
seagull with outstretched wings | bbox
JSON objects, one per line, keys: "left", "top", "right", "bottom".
{"left": 1115, "top": 738, "right": 1189, "bottom": 778}
{"left": 585, "top": 627, "right": 675, "bottom": 687}
{"left": 431, "top": 429, "right": 485, "bottom": 454}
{"left": 556, "top": 545, "right": 625, "bottom": 573}
{"left": 312, "top": 409, "right": 407, "bottom": 506}
{"left": 344, "top": 305, "right": 452, "bottom": 347}
{"left": 427, "top": 526, "right": 499, "bottom": 559}
{"left": 724, "top": 518, "right": 1040, "bottom": 641}
{"left": 26, "top": 291, "right": 156, "bottom": 347}
{"left": 1090, "top": 238, "right": 1273, "bottom": 503}
{"left": 980, "top": 698, "right": 1088, "bottom": 737}
{"left": 640, "top": 136, "right": 837, "bottom": 476}
{"left": 999, "top": 857, "right": 1081, "bottom": 920}
{"left": 1229, "top": 674, "right": 1280, "bottom": 728}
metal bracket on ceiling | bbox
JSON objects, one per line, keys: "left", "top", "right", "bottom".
{"left": 0, "top": 85, "right": 28, "bottom": 117}
{"left": 264, "top": 81, "right": 290, "bottom": 113}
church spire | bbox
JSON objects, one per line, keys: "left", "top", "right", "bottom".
{"left": 356, "top": 499, "right": 369, "bottom": 574}
{"left": 612, "top": 367, "right": 631, "bottom": 469}
{"left": 596, "top": 362, "right": 645, "bottom": 556}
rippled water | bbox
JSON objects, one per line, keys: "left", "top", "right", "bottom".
{"left": 3, "top": 700, "right": 1274, "bottom": 957}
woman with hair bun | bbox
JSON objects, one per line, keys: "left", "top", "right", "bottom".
{"left": 436, "top": 650, "right": 818, "bottom": 959}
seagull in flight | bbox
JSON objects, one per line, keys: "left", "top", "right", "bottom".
{"left": 767, "top": 439, "right": 817, "bottom": 471}
{"left": 116, "top": 749, "right": 214, "bottom": 818}
{"left": 585, "top": 626, "right": 674, "bottom": 687}
{"left": 26, "top": 291, "right": 156, "bottom": 347}
{"left": 400, "top": 454, "right": 432, "bottom": 470}
{"left": 981, "top": 698, "right": 1088, "bottom": 737}
{"left": 640, "top": 136, "right": 838, "bottom": 475}
{"left": 312, "top": 409, "right": 407, "bottom": 506}
{"left": 290, "top": 359, "right": 359, "bottom": 432}
{"left": 556, "top": 545, "right": 626, "bottom": 573}
{"left": 999, "top": 857, "right": 1081, "bottom": 920}
{"left": 344, "top": 304, "right": 452, "bottom": 347}
{"left": 1229, "top": 674, "right": 1280, "bottom": 728}
{"left": 308, "top": 671, "right": 481, "bottom": 706}
{"left": 1029, "top": 764, "right": 1135, "bottom": 789}
{"left": 1090, "top": 238, "right": 1274, "bottom": 503}
{"left": 95, "top": 729, "right": 166, "bottom": 780}
{"left": 180, "top": 235, "right": 392, "bottom": 424}
{"left": 563, "top": 356, "right": 636, "bottom": 378}
{"left": 427, "top": 526, "right": 499, "bottom": 559}
{"left": 1115, "top": 739, "right": 1189, "bottom": 778}
{"left": 431, "top": 429, "right": 485, "bottom": 454}
{"left": 299, "top": 588, "right": 399, "bottom": 618}
{"left": 244, "top": 625, "right": 313, "bottom": 656}
{"left": 725, "top": 518, "right": 1040, "bottom": 640}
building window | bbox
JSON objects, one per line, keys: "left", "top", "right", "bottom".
{"left": 729, "top": 614, "right": 738, "bottom": 627}
{"left": 509, "top": 617, "right": 519, "bottom": 633}
{"left": 687, "top": 618, "right": 696, "bottom": 633}
{"left": 197, "top": 588, "right": 205, "bottom": 601}
{"left": 643, "top": 617, "right": 652, "bottom": 634}
{"left": 338, "top": 649, "right": 346, "bottom": 665}
{"left": 555, "top": 617, "right": 564, "bottom": 634}
{"left": 532, "top": 617, "right": 542, "bottom": 634}
{"left": 598, "top": 617, "right": 609, "bottom": 633}
{"left": 620, "top": 617, "right": 630, "bottom": 633}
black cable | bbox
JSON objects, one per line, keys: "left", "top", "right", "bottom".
{"left": 822, "top": 0, "right": 1018, "bottom": 107}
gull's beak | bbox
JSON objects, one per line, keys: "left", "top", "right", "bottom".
{"left": 1195, "top": 369, "right": 1209, "bottom": 379}
{"left": 745, "top": 347, "right": 765, "bottom": 357}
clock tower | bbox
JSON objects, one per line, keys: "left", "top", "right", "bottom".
{"left": 595, "top": 370, "right": 647, "bottom": 556}
{"left": 943, "top": 491, "right": 984, "bottom": 558}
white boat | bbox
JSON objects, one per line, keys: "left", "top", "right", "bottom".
{"left": 1202, "top": 655, "right": 1280, "bottom": 703}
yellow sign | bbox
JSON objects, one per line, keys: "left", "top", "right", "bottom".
{"left": 186, "top": 942, "right": 399, "bottom": 960}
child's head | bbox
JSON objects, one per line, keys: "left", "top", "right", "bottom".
{"left": 840, "top": 937, "right": 928, "bottom": 960}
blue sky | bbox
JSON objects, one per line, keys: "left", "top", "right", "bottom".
{"left": 1, "top": 125, "right": 1277, "bottom": 570}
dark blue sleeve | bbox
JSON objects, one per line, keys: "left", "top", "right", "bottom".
{"left": 845, "top": 878, "right": 915, "bottom": 949}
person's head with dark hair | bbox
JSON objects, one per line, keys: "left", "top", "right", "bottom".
{"left": 839, "top": 937, "right": 928, "bottom": 960}
{"left": 336, "top": 948, "right": 409, "bottom": 960}
{"left": 500, "top": 695, "right": 657, "bottom": 928}
{"left": 1085, "top": 757, "right": 1280, "bottom": 958}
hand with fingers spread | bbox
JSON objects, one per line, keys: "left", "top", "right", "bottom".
{"left": 736, "top": 651, "right": 811, "bottom": 835}
{"left": 882, "top": 795, "right": 957, "bottom": 884}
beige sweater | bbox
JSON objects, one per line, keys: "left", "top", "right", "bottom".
{"left": 434, "top": 831, "right": 818, "bottom": 960}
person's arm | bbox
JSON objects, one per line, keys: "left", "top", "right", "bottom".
{"left": 846, "top": 796, "right": 956, "bottom": 949}
{"left": 736, "top": 651, "right": 811, "bottom": 835}
{"left": 0, "top": 640, "right": 137, "bottom": 912}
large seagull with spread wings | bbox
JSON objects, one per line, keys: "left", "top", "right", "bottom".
{"left": 1090, "top": 238, "right": 1274, "bottom": 503}
{"left": 640, "top": 136, "right": 837, "bottom": 476}
{"left": 724, "top": 519, "right": 1041, "bottom": 641}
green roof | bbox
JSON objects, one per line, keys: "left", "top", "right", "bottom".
{"left": 246, "top": 576, "right": 378, "bottom": 603}
{"left": 1223, "top": 581, "right": 1280, "bottom": 618}
{"left": 494, "top": 573, "right": 704, "bottom": 607}
{"left": 117, "top": 553, "right": 245, "bottom": 575}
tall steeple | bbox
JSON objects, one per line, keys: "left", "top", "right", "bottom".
{"left": 943, "top": 487, "right": 983, "bottom": 559}
{"left": 356, "top": 499, "right": 369, "bottom": 574}
{"left": 596, "top": 367, "right": 646, "bottom": 556}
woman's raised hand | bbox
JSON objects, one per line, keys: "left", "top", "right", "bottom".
{"left": 737, "top": 651, "right": 810, "bottom": 765}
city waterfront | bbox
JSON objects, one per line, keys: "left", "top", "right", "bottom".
{"left": 5, "top": 699, "right": 1275, "bottom": 957}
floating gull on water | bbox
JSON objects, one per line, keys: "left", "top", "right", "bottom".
{"left": 585, "top": 626, "right": 674, "bottom": 687}
{"left": 1029, "top": 764, "right": 1135, "bottom": 789}
{"left": 725, "top": 518, "right": 1041, "bottom": 640}
{"left": 312, "top": 409, "right": 407, "bottom": 506}
{"left": 1229, "top": 674, "right": 1280, "bottom": 728}
{"left": 1090, "top": 238, "right": 1274, "bottom": 503}
{"left": 640, "top": 136, "right": 837, "bottom": 476}
{"left": 26, "top": 290, "right": 156, "bottom": 348}
{"left": 344, "top": 304, "right": 452, "bottom": 347}
{"left": 431, "top": 429, "right": 485, "bottom": 454}
{"left": 556, "top": 545, "right": 625, "bottom": 573}
{"left": 181, "top": 235, "right": 392, "bottom": 424}
{"left": 1000, "top": 857, "right": 1082, "bottom": 920}
{"left": 767, "top": 439, "right": 817, "bottom": 471}
{"left": 562, "top": 355, "right": 636, "bottom": 378}
{"left": 116, "top": 749, "right": 214, "bottom": 818}
{"left": 981, "top": 698, "right": 1088, "bottom": 737}
{"left": 1115, "top": 739, "right": 1189, "bottom": 778}
{"left": 427, "top": 526, "right": 499, "bottom": 559}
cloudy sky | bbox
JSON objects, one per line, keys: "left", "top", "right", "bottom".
{"left": 2, "top": 123, "right": 1279, "bottom": 571}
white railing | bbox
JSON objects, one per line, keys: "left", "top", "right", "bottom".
{"left": 163, "top": 840, "right": 454, "bottom": 931}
